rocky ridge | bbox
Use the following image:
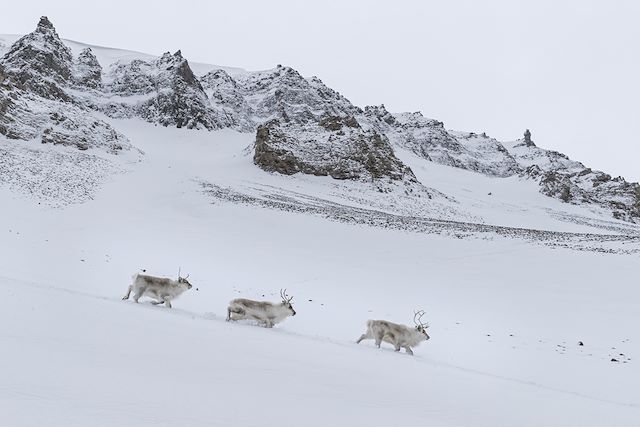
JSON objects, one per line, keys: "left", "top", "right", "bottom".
{"left": 0, "top": 17, "right": 638, "bottom": 222}
{"left": 104, "top": 50, "right": 230, "bottom": 130}
{"left": 0, "top": 17, "right": 129, "bottom": 153}
{"left": 233, "top": 65, "right": 416, "bottom": 185}
{"left": 505, "top": 134, "right": 640, "bottom": 222}
{"left": 360, "top": 105, "right": 520, "bottom": 177}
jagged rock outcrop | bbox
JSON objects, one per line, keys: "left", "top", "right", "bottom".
{"left": 523, "top": 128, "right": 534, "bottom": 146}
{"left": 0, "top": 88, "right": 127, "bottom": 153}
{"left": 361, "top": 105, "right": 520, "bottom": 177}
{"left": 506, "top": 134, "right": 640, "bottom": 222}
{"left": 106, "top": 50, "right": 224, "bottom": 129}
{"left": 237, "top": 67, "right": 415, "bottom": 183}
{"left": 40, "top": 110, "right": 126, "bottom": 152}
{"left": 200, "top": 69, "right": 254, "bottom": 131}
{"left": 0, "top": 17, "right": 130, "bottom": 153}
{"left": 73, "top": 48, "right": 102, "bottom": 89}
{"left": 237, "top": 65, "right": 360, "bottom": 124}
{"left": 1, "top": 16, "right": 73, "bottom": 101}
{"left": 254, "top": 116, "right": 415, "bottom": 182}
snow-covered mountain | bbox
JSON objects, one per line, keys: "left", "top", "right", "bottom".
{"left": 2, "top": 18, "right": 640, "bottom": 427}
{"left": 0, "top": 18, "right": 129, "bottom": 154}
{"left": 505, "top": 135, "right": 640, "bottom": 222}
{"left": 2, "top": 17, "right": 638, "bottom": 223}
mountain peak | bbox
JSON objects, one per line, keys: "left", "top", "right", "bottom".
{"left": 0, "top": 16, "right": 72, "bottom": 99}
{"left": 37, "top": 16, "right": 55, "bottom": 32}
{"left": 523, "top": 128, "right": 536, "bottom": 146}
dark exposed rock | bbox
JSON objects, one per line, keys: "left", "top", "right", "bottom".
{"left": 37, "top": 16, "right": 55, "bottom": 31}
{"left": 559, "top": 184, "right": 571, "bottom": 202}
{"left": 523, "top": 128, "right": 535, "bottom": 146}
{"left": 254, "top": 118, "right": 415, "bottom": 182}
{"left": 254, "top": 122, "right": 302, "bottom": 176}
{"left": 319, "top": 115, "right": 360, "bottom": 131}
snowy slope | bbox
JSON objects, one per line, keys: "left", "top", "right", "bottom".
{"left": 2, "top": 119, "right": 640, "bottom": 426}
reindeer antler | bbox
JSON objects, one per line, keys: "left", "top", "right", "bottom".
{"left": 414, "top": 310, "right": 428, "bottom": 328}
{"left": 280, "top": 288, "right": 293, "bottom": 303}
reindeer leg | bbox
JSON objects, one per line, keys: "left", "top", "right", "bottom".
{"left": 374, "top": 332, "right": 384, "bottom": 348}
{"left": 122, "top": 285, "right": 132, "bottom": 300}
{"left": 394, "top": 344, "right": 401, "bottom": 352}
{"left": 404, "top": 346, "right": 414, "bottom": 356}
{"left": 164, "top": 299, "right": 172, "bottom": 308}
{"left": 357, "top": 331, "right": 373, "bottom": 344}
{"left": 133, "top": 287, "right": 146, "bottom": 303}
{"left": 227, "top": 307, "right": 244, "bottom": 321}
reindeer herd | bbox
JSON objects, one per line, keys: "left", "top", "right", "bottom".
{"left": 122, "top": 272, "right": 431, "bottom": 355}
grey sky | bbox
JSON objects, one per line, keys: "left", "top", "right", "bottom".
{"left": 2, "top": 0, "right": 639, "bottom": 181}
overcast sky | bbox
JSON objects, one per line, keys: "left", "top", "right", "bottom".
{"left": 2, "top": 0, "right": 639, "bottom": 181}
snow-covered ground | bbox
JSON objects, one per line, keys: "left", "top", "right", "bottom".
{"left": 1, "top": 117, "right": 639, "bottom": 426}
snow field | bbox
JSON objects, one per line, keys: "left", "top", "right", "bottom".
{"left": 1, "top": 119, "right": 638, "bottom": 426}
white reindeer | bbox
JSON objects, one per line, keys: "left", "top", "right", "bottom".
{"left": 122, "top": 272, "right": 193, "bottom": 308}
{"left": 226, "top": 289, "right": 296, "bottom": 327}
{"left": 356, "top": 310, "right": 430, "bottom": 355}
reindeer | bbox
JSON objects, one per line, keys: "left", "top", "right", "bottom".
{"left": 356, "top": 310, "right": 430, "bottom": 355}
{"left": 122, "top": 271, "right": 193, "bottom": 308}
{"left": 226, "top": 289, "right": 296, "bottom": 328}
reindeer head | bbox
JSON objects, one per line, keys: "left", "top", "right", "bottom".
{"left": 280, "top": 289, "right": 296, "bottom": 316}
{"left": 177, "top": 267, "right": 193, "bottom": 290}
{"left": 414, "top": 310, "right": 430, "bottom": 340}
{"left": 177, "top": 274, "right": 193, "bottom": 290}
